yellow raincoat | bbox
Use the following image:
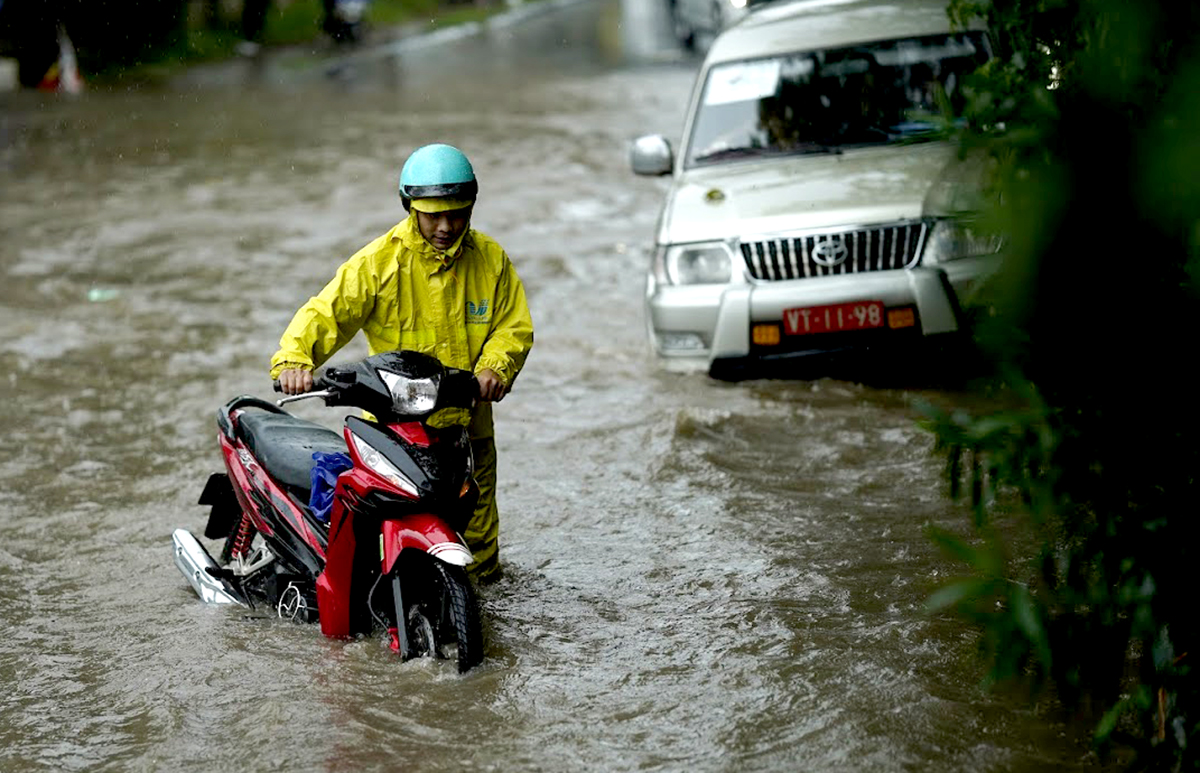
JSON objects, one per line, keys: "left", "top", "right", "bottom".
{"left": 269, "top": 212, "right": 534, "bottom": 578}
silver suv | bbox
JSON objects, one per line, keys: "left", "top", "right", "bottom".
{"left": 632, "top": 0, "right": 1001, "bottom": 379}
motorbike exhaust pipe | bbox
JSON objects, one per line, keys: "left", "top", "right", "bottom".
{"left": 172, "top": 529, "right": 246, "bottom": 606}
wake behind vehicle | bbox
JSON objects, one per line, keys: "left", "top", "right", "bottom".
{"left": 632, "top": 0, "right": 1002, "bottom": 380}
{"left": 172, "top": 351, "right": 485, "bottom": 672}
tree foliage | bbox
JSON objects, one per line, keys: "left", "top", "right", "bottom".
{"left": 926, "top": 0, "right": 1200, "bottom": 767}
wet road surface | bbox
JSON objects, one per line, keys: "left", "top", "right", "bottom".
{"left": 0, "top": 1, "right": 1107, "bottom": 770}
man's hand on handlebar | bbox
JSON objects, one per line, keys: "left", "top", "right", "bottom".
{"left": 278, "top": 368, "right": 314, "bottom": 396}
{"left": 476, "top": 368, "right": 508, "bottom": 402}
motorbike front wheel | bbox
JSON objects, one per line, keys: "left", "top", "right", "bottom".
{"left": 395, "top": 559, "right": 483, "bottom": 673}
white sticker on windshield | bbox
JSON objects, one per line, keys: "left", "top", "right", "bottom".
{"left": 703, "top": 60, "right": 782, "bottom": 106}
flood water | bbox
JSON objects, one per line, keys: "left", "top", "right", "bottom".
{"left": 0, "top": 1, "right": 1107, "bottom": 770}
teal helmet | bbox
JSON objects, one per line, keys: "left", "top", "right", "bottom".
{"left": 398, "top": 143, "right": 478, "bottom": 211}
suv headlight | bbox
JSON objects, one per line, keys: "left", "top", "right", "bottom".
{"left": 653, "top": 242, "right": 735, "bottom": 285}
{"left": 923, "top": 219, "right": 1004, "bottom": 263}
{"left": 379, "top": 370, "right": 438, "bottom": 414}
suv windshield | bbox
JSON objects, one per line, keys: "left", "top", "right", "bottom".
{"left": 686, "top": 32, "right": 990, "bottom": 167}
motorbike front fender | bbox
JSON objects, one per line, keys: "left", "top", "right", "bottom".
{"left": 317, "top": 499, "right": 472, "bottom": 640}
{"left": 381, "top": 516, "right": 473, "bottom": 574}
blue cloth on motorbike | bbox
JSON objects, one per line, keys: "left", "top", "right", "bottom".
{"left": 309, "top": 451, "right": 353, "bottom": 523}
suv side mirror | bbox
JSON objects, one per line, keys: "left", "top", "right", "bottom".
{"left": 630, "top": 135, "right": 674, "bottom": 176}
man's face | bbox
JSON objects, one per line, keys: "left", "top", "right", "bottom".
{"left": 415, "top": 206, "right": 473, "bottom": 252}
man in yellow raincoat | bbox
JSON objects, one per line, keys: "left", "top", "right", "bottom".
{"left": 270, "top": 143, "right": 534, "bottom": 582}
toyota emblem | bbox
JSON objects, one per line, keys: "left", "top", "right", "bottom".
{"left": 811, "top": 237, "right": 849, "bottom": 267}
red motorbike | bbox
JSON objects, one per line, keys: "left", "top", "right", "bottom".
{"left": 172, "top": 351, "right": 484, "bottom": 672}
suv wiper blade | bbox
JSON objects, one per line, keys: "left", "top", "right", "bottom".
{"left": 693, "top": 143, "right": 845, "bottom": 164}
{"left": 692, "top": 147, "right": 770, "bottom": 164}
{"left": 803, "top": 143, "right": 844, "bottom": 155}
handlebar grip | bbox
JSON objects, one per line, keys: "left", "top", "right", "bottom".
{"left": 273, "top": 380, "right": 282, "bottom": 393}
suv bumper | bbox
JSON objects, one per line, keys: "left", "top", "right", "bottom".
{"left": 646, "top": 256, "right": 998, "bottom": 376}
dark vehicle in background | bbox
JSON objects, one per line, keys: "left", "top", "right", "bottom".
{"left": 632, "top": 0, "right": 1002, "bottom": 380}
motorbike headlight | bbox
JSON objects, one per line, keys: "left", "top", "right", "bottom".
{"left": 923, "top": 219, "right": 1004, "bottom": 263}
{"left": 654, "top": 242, "right": 735, "bottom": 285}
{"left": 349, "top": 431, "right": 419, "bottom": 497}
{"left": 379, "top": 370, "right": 438, "bottom": 414}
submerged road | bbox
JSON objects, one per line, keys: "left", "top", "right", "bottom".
{"left": 0, "top": 1, "right": 1103, "bottom": 770}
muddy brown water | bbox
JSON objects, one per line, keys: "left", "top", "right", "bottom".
{"left": 0, "top": 1, "right": 1106, "bottom": 770}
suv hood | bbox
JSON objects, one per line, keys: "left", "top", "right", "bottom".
{"left": 659, "top": 142, "right": 958, "bottom": 244}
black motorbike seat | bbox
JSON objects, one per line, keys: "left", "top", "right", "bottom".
{"left": 236, "top": 410, "right": 347, "bottom": 496}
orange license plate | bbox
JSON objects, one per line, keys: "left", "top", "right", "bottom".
{"left": 782, "top": 301, "right": 885, "bottom": 335}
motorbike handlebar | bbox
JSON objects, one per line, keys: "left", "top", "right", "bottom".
{"left": 272, "top": 362, "right": 482, "bottom": 409}
{"left": 274, "top": 371, "right": 326, "bottom": 398}
{"left": 274, "top": 372, "right": 333, "bottom": 407}
{"left": 439, "top": 368, "right": 481, "bottom": 410}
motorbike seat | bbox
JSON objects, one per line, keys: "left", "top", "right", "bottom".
{"left": 236, "top": 411, "right": 346, "bottom": 495}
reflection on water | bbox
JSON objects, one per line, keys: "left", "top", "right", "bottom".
{"left": 0, "top": 0, "right": 1103, "bottom": 770}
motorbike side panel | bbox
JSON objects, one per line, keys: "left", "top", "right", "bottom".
{"left": 217, "top": 428, "right": 327, "bottom": 576}
{"left": 316, "top": 492, "right": 357, "bottom": 638}
{"left": 317, "top": 466, "right": 398, "bottom": 638}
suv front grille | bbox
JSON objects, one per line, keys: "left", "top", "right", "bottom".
{"left": 740, "top": 221, "right": 928, "bottom": 281}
